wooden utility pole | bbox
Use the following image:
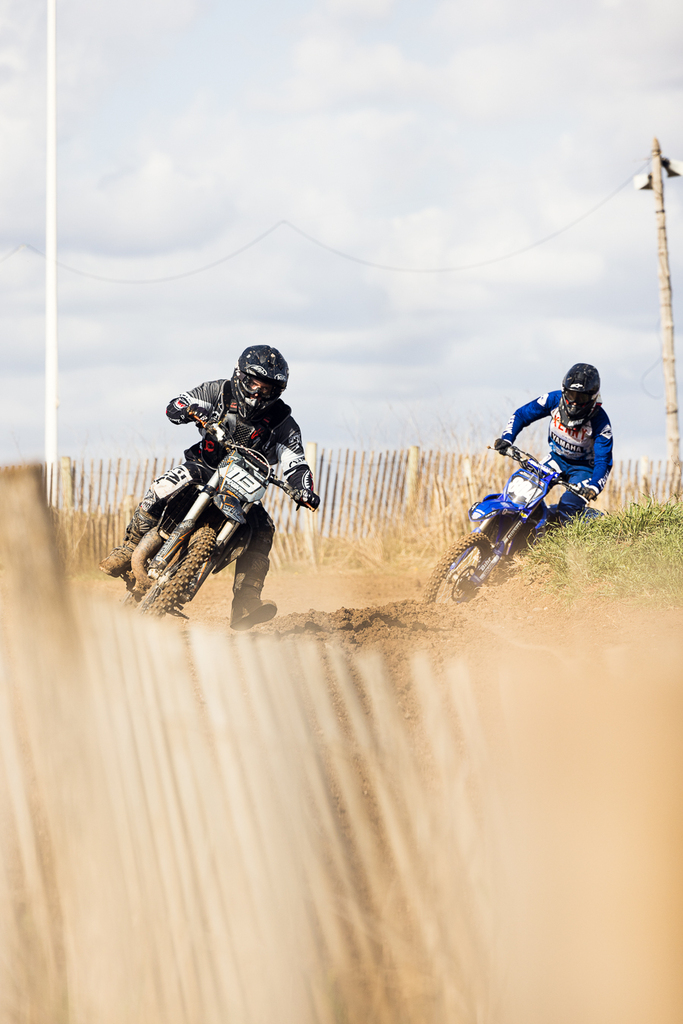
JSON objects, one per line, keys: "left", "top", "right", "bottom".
{"left": 651, "top": 137, "right": 680, "bottom": 476}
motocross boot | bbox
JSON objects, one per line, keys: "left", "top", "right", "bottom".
{"left": 230, "top": 552, "right": 277, "bottom": 631}
{"left": 99, "top": 508, "right": 159, "bottom": 577}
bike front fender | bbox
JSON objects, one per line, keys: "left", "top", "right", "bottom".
{"left": 469, "top": 494, "right": 521, "bottom": 522}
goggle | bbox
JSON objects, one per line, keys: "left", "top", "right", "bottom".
{"left": 563, "top": 389, "right": 593, "bottom": 408}
{"left": 239, "top": 371, "right": 275, "bottom": 398}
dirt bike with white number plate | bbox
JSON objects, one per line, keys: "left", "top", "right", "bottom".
{"left": 123, "top": 418, "right": 301, "bottom": 617}
{"left": 422, "top": 445, "right": 597, "bottom": 605}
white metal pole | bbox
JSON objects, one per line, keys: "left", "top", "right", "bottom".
{"left": 45, "top": 0, "right": 58, "bottom": 503}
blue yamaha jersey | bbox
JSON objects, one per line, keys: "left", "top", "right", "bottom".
{"left": 501, "top": 389, "right": 613, "bottom": 492}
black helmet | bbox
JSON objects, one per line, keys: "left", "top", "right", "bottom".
{"left": 559, "top": 363, "right": 600, "bottom": 428}
{"left": 232, "top": 345, "right": 289, "bottom": 421}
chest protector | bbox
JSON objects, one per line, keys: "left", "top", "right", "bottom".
{"left": 548, "top": 406, "right": 599, "bottom": 466}
{"left": 199, "top": 398, "right": 290, "bottom": 467}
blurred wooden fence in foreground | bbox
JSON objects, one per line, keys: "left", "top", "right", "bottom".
{"left": 1, "top": 448, "right": 680, "bottom": 567}
{"left": 0, "top": 466, "right": 682, "bottom": 1024}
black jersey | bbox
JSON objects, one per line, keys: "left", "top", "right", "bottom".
{"left": 166, "top": 378, "right": 313, "bottom": 489}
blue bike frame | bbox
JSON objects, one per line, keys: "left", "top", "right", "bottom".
{"left": 461, "top": 447, "right": 568, "bottom": 592}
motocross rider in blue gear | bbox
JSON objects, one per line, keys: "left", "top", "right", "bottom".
{"left": 493, "top": 363, "right": 613, "bottom": 522}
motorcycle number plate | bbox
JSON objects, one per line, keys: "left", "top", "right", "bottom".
{"left": 505, "top": 475, "right": 543, "bottom": 506}
{"left": 219, "top": 462, "right": 267, "bottom": 503}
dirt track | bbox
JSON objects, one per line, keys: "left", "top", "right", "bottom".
{"left": 86, "top": 563, "right": 683, "bottom": 677}
{"left": 258, "top": 577, "right": 683, "bottom": 679}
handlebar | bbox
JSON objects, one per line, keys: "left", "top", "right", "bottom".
{"left": 269, "top": 476, "right": 302, "bottom": 502}
{"left": 502, "top": 443, "right": 532, "bottom": 465}
{"left": 191, "top": 410, "right": 314, "bottom": 507}
{"left": 188, "top": 407, "right": 224, "bottom": 436}
{"left": 497, "top": 443, "right": 552, "bottom": 473}
{"left": 492, "top": 443, "right": 572, "bottom": 486}
{"left": 495, "top": 443, "right": 599, "bottom": 498}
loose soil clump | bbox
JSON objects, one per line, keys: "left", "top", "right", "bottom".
{"left": 259, "top": 599, "right": 459, "bottom": 679}
{"left": 254, "top": 572, "right": 683, "bottom": 684}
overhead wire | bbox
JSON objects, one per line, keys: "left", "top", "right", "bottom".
{"left": 20, "top": 223, "right": 285, "bottom": 284}
{"left": 283, "top": 165, "right": 648, "bottom": 273}
{"left": 641, "top": 354, "right": 663, "bottom": 399}
{"left": 0, "top": 243, "right": 27, "bottom": 265}
{"left": 0, "top": 161, "right": 650, "bottom": 284}
{"left": 641, "top": 315, "right": 664, "bottom": 400}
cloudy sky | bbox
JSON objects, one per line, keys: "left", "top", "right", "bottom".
{"left": 1, "top": 0, "right": 683, "bottom": 465}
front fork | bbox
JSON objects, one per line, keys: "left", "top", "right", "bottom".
{"left": 183, "top": 505, "right": 254, "bottom": 598}
{"left": 147, "top": 457, "right": 255, "bottom": 573}
{"left": 148, "top": 470, "right": 221, "bottom": 578}
{"left": 149, "top": 501, "right": 256, "bottom": 604}
{"left": 467, "top": 513, "right": 533, "bottom": 590}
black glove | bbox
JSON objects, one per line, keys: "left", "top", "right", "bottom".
{"left": 287, "top": 467, "right": 319, "bottom": 509}
{"left": 494, "top": 437, "right": 511, "bottom": 455}
{"left": 166, "top": 398, "right": 191, "bottom": 424}
{"left": 573, "top": 482, "right": 599, "bottom": 502}
{"left": 295, "top": 488, "right": 320, "bottom": 510}
{"left": 186, "top": 402, "right": 211, "bottom": 426}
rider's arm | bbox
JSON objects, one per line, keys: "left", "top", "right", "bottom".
{"left": 273, "top": 416, "right": 318, "bottom": 501}
{"left": 501, "top": 390, "right": 561, "bottom": 443}
{"left": 166, "top": 380, "right": 225, "bottom": 424}
{"left": 587, "top": 409, "right": 613, "bottom": 492}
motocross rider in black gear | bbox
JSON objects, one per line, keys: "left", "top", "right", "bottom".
{"left": 99, "top": 345, "right": 320, "bottom": 630}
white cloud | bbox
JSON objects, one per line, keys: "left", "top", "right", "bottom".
{"left": 1, "top": 0, "right": 683, "bottom": 466}
{"left": 253, "top": 32, "right": 430, "bottom": 112}
{"left": 324, "top": 0, "right": 395, "bottom": 19}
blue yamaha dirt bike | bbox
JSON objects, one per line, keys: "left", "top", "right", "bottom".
{"left": 423, "top": 445, "right": 593, "bottom": 605}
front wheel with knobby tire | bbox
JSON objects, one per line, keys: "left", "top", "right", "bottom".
{"left": 422, "top": 534, "right": 493, "bottom": 605}
{"left": 140, "top": 525, "right": 216, "bottom": 617}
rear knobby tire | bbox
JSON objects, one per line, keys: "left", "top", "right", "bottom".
{"left": 140, "top": 525, "right": 216, "bottom": 617}
{"left": 422, "top": 534, "right": 493, "bottom": 605}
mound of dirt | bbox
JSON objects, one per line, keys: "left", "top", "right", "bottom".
{"left": 82, "top": 562, "right": 683, "bottom": 683}
{"left": 255, "top": 571, "right": 683, "bottom": 682}
{"left": 258, "top": 592, "right": 496, "bottom": 680}
{"left": 261, "top": 599, "right": 447, "bottom": 641}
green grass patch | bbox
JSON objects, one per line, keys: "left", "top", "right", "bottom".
{"left": 523, "top": 500, "right": 683, "bottom": 603}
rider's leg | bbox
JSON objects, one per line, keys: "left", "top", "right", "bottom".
{"left": 556, "top": 488, "right": 586, "bottom": 521}
{"left": 542, "top": 457, "right": 594, "bottom": 525}
{"left": 99, "top": 507, "right": 159, "bottom": 577}
{"left": 230, "top": 505, "right": 277, "bottom": 630}
{"left": 99, "top": 461, "right": 205, "bottom": 577}
{"left": 553, "top": 466, "right": 592, "bottom": 524}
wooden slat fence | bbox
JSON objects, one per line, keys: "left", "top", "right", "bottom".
{"left": 2, "top": 466, "right": 682, "bottom": 1024}
{"left": 1, "top": 449, "right": 680, "bottom": 567}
